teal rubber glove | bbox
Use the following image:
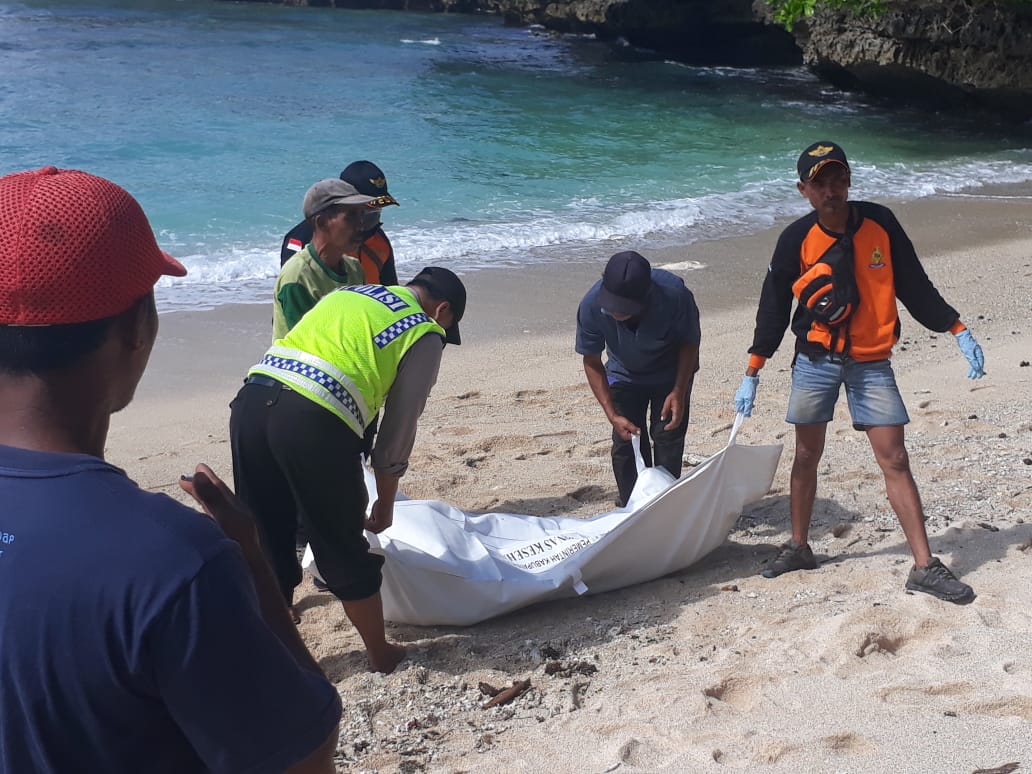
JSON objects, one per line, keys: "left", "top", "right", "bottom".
{"left": 954, "top": 329, "right": 985, "bottom": 379}
{"left": 734, "top": 375, "right": 760, "bottom": 417}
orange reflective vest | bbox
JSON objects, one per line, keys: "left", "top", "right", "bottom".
{"left": 748, "top": 201, "right": 958, "bottom": 363}
{"left": 355, "top": 229, "right": 395, "bottom": 285}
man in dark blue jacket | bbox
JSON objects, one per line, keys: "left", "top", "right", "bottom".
{"left": 0, "top": 166, "right": 340, "bottom": 773}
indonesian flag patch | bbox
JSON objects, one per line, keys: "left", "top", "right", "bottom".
{"left": 287, "top": 238, "right": 303, "bottom": 253}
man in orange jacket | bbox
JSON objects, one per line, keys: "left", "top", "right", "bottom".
{"left": 734, "top": 141, "right": 985, "bottom": 603}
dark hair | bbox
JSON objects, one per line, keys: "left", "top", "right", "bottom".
{"left": 0, "top": 294, "right": 152, "bottom": 375}
{"left": 0, "top": 319, "right": 115, "bottom": 374}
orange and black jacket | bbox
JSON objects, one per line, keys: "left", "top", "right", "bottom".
{"left": 748, "top": 201, "right": 958, "bottom": 363}
{"left": 279, "top": 221, "right": 398, "bottom": 285}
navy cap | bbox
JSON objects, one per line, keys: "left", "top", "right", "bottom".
{"left": 597, "top": 251, "right": 652, "bottom": 317}
{"left": 408, "top": 266, "right": 466, "bottom": 345}
{"left": 797, "top": 141, "right": 850, "bottom": 182}
{"left": 340, "top": 160, "right": 399, "bottom": 208}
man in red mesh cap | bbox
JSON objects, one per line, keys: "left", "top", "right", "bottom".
{"left": 0, "top": 167, "right": 341, "bottom": 773}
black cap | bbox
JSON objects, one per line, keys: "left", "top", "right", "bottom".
{"left": 797, "top": 141, "right": 850, "bottom": 182}
{"left": 597, "top": 251, "right": 652, "bottom": 317}
{"left": 408, "top": 266, "right": 466, "bottom": 345}
{"left": 340, "top": 160, "right": 399, "bottom": 208}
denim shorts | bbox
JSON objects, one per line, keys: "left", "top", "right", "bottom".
{"left": 786, "top": 352, "right": 910, "bottom": 429}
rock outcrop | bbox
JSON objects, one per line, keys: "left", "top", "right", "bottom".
{"left": 782, "top": 0, "right": 1032, "bottom": 116}
{"left": 468, "top": 0, "right": 801, "bottom": 66}
{"left": 235, "top": 0, "right": 1032, "bottom": 117}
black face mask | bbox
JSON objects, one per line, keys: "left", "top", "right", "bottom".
{"left": 360, "top": 209, "right": 381, "bottom": 236}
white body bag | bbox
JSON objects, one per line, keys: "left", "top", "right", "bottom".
{"left": 305, "top": 415, "right": 781, "bottom": 626}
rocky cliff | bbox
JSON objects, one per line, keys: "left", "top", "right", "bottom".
{"left": 464, "top": 0, "right": 801, "bottom": 66}
{"left": 781, "top": 0, "right": 1032, "bottom": 116}
{"left": 238, "top": 0, "right": 1032, "bottom": 117}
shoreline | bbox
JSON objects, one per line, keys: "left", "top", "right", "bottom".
{"left": 159, "top": 187, "right": 1032, "bottom": 320}
{"left": 108, "top": 192, "right": 1032, "bottom": 772}
{"left": 154, "top": 180, "right": 1032, "bottom": 317}
{"left": 142, "top": 191, "right": 1032, "bottom": 399}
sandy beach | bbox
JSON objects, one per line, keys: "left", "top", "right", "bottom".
{"left": 107, "top": 193, "right": 1032, "bottom": 773}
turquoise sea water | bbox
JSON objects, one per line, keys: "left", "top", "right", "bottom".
{"left": 2, "top": 0, "right": 1031, "bottom": 311}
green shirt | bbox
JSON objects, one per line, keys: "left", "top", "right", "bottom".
{"left": 271, "top": 243, "right": 364, "bottom": 341}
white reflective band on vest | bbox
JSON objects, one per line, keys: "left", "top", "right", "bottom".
{"left": 252, "top": 345, "right": 372, "bottom": 434}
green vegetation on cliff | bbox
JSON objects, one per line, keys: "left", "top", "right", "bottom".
{"left": 767, "top": 0, "right": 1031, "bottom": 30}
{"left": 766, "top": 0, "right": 884, "bottom": 29}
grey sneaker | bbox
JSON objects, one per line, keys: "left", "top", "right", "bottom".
{"left": 761, "top": 540, "right": 819, "bottom": 578}
{"left": 905, "top": 557, "right": 975, "bottom": 603}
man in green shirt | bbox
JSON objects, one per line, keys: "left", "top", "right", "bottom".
{"left": 272, "top": 178, "right": 380, "bottom": 341}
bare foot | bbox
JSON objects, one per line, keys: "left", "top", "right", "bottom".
{"left": 368, "top": 642, "right": 406, "bottom": 674}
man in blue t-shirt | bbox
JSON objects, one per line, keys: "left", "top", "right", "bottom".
{"left": 576, "top": 251, "right": 702, "bottom": 506}
{"left": 0, "top": 166, "right": 342, "bottom": 773}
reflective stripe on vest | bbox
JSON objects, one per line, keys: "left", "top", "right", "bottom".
{"left": 249, "top": 284, "right": 444, "bottom": 435}
{"left": 250, "top": 345, "right": 371, "bottom": 434}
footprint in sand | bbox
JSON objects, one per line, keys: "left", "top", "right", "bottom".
{"left": 977, "top": 608, "right": 1004, "bottom": 628}
{"left": 514, "top": 388, "right": 551, "bottom": 406}
{"left": 701, "top": 676, "right": 765, "bottom": 711}
{"left": 855, "top": 631, "right": 903, "bottom": 658}
{"left": 961, "top": 696, "right": 1032, "bottom": 720}
{"left": 568, "top": 463, "right": 609, "bottom": 480}
{"left": 617, "top": 737, "right": 644, "bottom": 765}
{"left": 514, "top": 449, "right": 552, "bottom": 460}
{"left": 824, "top": 608, "right": 944, "bottom": 667}
{"left": 752, "top": 740, "right": 797, "bottom": 764}
{"left": 821, "top": 732, "right": 873, "bottom": 753}
{"left": 567, "top": 485, "right": 608, "bottom": 503}
{"left": 878, "top": 681, "right": 974, "bottom": 704}
{"left": 435, "top": 425, "right": 475, "bottom": 436}
{"left": 473, "top": 435, "right": 543, "bottom": 454}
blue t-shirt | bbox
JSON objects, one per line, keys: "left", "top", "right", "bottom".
{"left": 0, "top": 444, "right": 342, "bottom": 774}
{"left": 575, "top": 268, "right": 702, "bottom": 387}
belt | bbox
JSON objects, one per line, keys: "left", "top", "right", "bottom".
{"left": 245, "top": 374, "right": 291, "bottom": 390}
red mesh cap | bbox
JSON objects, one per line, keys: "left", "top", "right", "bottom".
{"left": 0, "top": 166, "right": 187, "bottom": 325}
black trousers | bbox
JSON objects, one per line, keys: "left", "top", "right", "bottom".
{"left": 610, "top": 381, "right": 690, "bottom": 507}
{"left": 294, "top": 416, "right": 378, "bottom": 554}
{"left": 229, "top": 379, "right": 384, "bottom": 604}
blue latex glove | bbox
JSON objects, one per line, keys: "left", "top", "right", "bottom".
{"left": 734, "top": 375, "right": 760, "bottom": 417}
{"left": 954, "top": 329, "right": 985, "bottom": 379}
